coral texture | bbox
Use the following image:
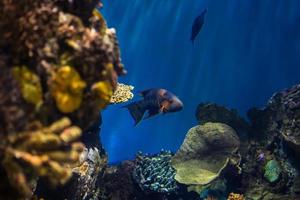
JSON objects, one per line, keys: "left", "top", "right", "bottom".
{"left": 133, "top": 150, "right": 178, "bottom": 194}
{"left": 238, "top": 85, "right": 300, "bottom": 200}
{"left": 1, "top": 117, "right": 84, "bottom": 198}
{"left": 268, "top": 84, "right": 300, "bottom": 152}
{"left": 0, "top": 0, "right": 125, "bottom": 198}
{"left": 171, "top": 123, "right": 241, "bottom": 188}
{"left": 110, "top": 83, "right": 134, "bottom": 104}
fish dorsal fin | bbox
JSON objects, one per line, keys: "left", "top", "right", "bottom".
{"left": 139, "top": 89, "right": 151, "bottom": 97}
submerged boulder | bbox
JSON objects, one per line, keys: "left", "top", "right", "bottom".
{"left": 195, "top": 103, "right": 250, "bottom": 139}
{"left": 171, "top": 122, "right": 240, "bottom": 187}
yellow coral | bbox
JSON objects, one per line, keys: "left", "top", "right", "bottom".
{"left": 91, "top": 80, "right": 113, "bottom": 109}
{"left": 110, "top": 83, "right": 134, "bottom": 104}
{"left": 50, "top": 66, "right": 86, "bottom": 113}
{"left": 227, "top": 192, "right": 245, "bottom": 200}
{"left": 2, "top": 118, "right": 84, "bottom": 197}
{"left": 12, "top": 66, "right": 43, "bottom": 108}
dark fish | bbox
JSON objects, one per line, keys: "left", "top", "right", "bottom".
{"left": 191, "top": 9, "right": 207, "bottom": 43}
{"left": 124, "top": 88, "right": 183, "bottom": 125}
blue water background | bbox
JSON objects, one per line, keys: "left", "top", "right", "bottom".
{"left": 100, "top": 0, "right": 300, "bottom": 163}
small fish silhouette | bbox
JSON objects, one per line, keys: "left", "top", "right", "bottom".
{"left": 191, "top": 8, "right": 207, "bottom": 43}
{"left": 124, "top": 89, "right": 183, "bottom": 125}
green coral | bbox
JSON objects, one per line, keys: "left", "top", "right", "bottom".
{"left": 264, "top": 160, "right": 281, "bottom": 183}
{"left": 171, "top": 123, "right": 241, "bottom": 193}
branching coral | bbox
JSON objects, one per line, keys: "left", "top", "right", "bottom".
{"left": 1, "top": 118, "right": 84, "bottom": 198}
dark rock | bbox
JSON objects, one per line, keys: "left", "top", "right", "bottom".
{"left": 98, "top": 160, "right": 142, "bottom": 200}
{"left": 55, "top": 0, "right": 101, "bottom": 25}
{"left": 196, "top": 103, "right": 250, "bottom": 139}
{"left": 98, "top": 160, "right": 199, "bottom": 200}
{"left": 247, "top": 84, "right": 300, "bottom": 152}
{"left": 268, "top": 84, "right": 300, "bottom": 153}
{"left": 81, "top": 113, "right": 104, "bottom": 151}
{"left": 240, "top": 85, "right": 300, "bottom": 199}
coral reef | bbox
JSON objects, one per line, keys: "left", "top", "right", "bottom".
{"left": 0, "top": 0, "right": 126, "bottom": 132}
{"left": 1, "top": 3, "right": 297, "bottom": 199}
{"left": 237, "top": 85, "right": 300, "bottom": 199}
{"left": 171, "top": 123, "right": 241, "bottom": 193}
{"left": 110, "top": 83, "right": 134, "bottom": 104}
{"left": 31, "top": 84, "right": 297, "bottom": 200}
{"left": 240, "top": 140, "right": 298, "bottom": 200}
{"left": 133, "top": 150, "right": 178, "bottom": 194}
{"left": 192, "top": 91, "right": 299, "bottom": 200}
{"left": 0, "top": 0, "right": 125, "bottom": 198}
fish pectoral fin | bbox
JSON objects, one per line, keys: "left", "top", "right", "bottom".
{"left": 145, "top": 109, "right": 159, "bottom": 119}
{"left": 124, "top": 100, "right": 147, "bottom": 126}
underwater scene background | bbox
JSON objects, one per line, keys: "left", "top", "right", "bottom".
{"left": 0, "top": 0, "right": 300, "bottom": 199}
{"left": 101, "top": 0, "right": 300, "bottom": 163}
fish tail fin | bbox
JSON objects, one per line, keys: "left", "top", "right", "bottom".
{"left": 123, "top": 100, "right": 146, "bottom": 126}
